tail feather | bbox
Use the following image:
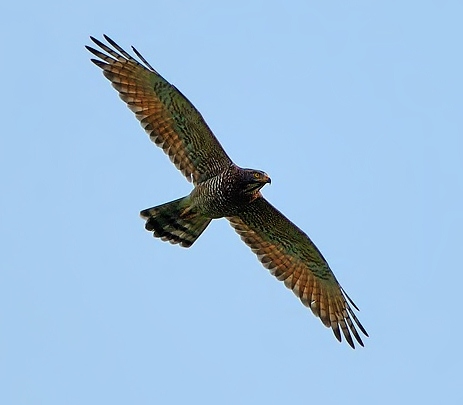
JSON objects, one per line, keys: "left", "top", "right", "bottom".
{"left": 140, "top": 196, "right": 211, "bottom": 248}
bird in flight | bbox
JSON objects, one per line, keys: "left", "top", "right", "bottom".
{"left": 86, "top": 35, "right": 368, "bottom": 348}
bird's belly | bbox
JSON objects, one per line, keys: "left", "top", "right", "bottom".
{"left": 190, "top": 174, "right": 252, "bottom": 218}
{"left": 197, "top": 195, "right": 246, "bottom": 218}
{"left": 190, "top": 186, "right": 248, "bottom": 218}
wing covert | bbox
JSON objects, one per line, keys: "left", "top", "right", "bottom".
{"left": 227, "top": 197, "right": 368, "bottom": 348}
{"left": 86, "top": 35, "right": 232, "bottom": 184}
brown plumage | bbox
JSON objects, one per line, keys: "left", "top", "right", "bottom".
{"left": 86, "top": 35, "right": 369, "bottom": 348}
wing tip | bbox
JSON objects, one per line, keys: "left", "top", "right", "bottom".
{"left": 89, "top": 58, "right": 106, "bottom": 69}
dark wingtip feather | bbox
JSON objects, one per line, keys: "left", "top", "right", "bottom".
{"left": 342, "top": 287, "right": 360, "bottom": 311}
{"left": 343, "top": 328, "right": 355, "bottom": 349}
{"left": 86, "top": 45, "right": 103, "bottom": 59}
{"left": 88, "top": 34, "right": 155, "bottom": 74}
{"left": 132, "top": 46, "right": 156, "bottom": 72}
{"left": 103, "top": 35, "right": 137, "bottom": 62}
{"left": 332, "top": 326, "right": 342, "bottom": 343}
{"left": 341, "top": 287, "right": 369, "bottom": 338}
{"left": 359, "top": 324, "right": 369, "bottom": 338}
{"left": 89, "top": 58, "right": 106, "bottom": 69}
{"left": 103, "top": 34, "right": 124, "bottom": 53}
{"left": 89, "top": 35, "right": 108, "bottom": 51}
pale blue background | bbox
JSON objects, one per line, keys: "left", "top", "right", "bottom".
{"left": 1, "top": 1, "right": 462, "bottom": 404}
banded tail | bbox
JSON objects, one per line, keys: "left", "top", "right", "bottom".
{"left": 140, "top": 196, "right": 211, "bottom": 248}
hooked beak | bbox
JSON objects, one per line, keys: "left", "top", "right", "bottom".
{"left": 247, "top": 172, "right": 271, "bottom": 193}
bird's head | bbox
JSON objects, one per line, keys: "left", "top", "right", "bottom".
{"left": 241, "top": 169, "right": 271, "bottom": 194}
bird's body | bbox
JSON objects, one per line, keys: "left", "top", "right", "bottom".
{"left": 187, "top": 164, "right": 270, "bottom": 218}
{"left": 140, "top": 164, "right": 270, "bottom": 247}
{"left": 87, "top": 35, "right": 368, "bottom": 348}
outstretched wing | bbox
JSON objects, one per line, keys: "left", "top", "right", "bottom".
{"left": 228, "top": 197, "right": 368, "bottom": 348}
{"left": 86, "top": 35, "right": 232, "bottom": 184}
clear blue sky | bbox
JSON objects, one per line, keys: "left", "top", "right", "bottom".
{"left": 1, "top": 1, "right": 462, "bottom": 404}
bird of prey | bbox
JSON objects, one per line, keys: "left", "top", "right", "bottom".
{"left": 86, "top": 35, "right": 368, "bottom": 348}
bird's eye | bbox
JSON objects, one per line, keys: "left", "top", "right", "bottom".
{"left": 253, "top": 172, "right": 260, "bottom": 179}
